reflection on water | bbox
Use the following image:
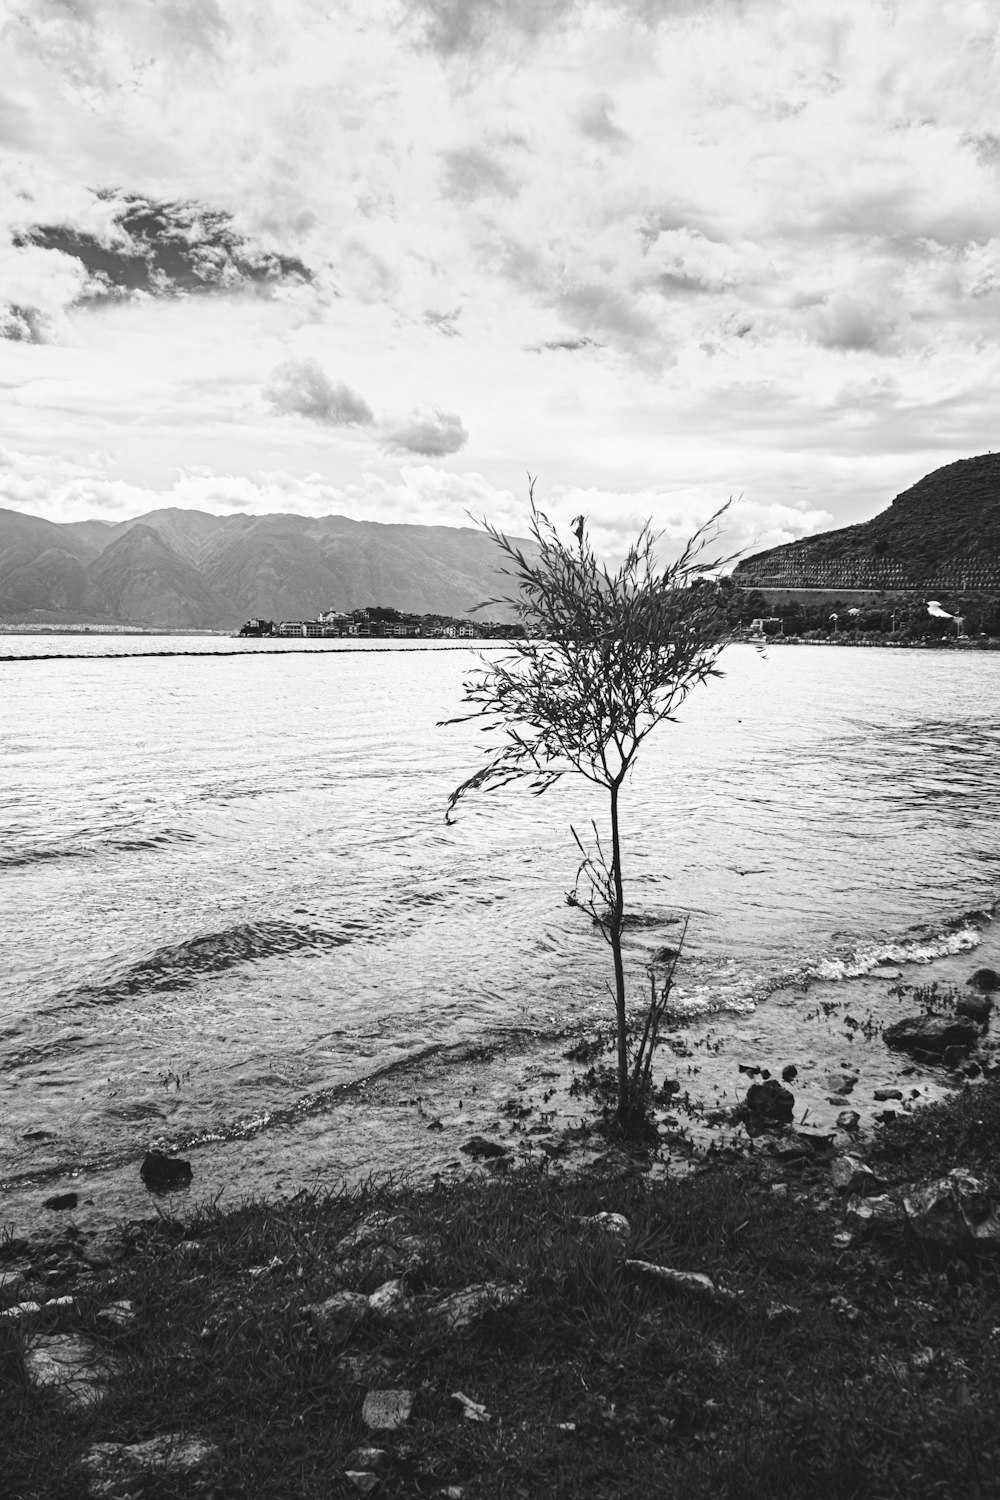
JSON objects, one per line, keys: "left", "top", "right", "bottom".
{"left": 1, "top": 639, "right": 998, "bottom": 1189}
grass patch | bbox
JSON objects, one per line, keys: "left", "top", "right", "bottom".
{"left": 5, "top": 1088, "right": 1000, "bottom": 1498}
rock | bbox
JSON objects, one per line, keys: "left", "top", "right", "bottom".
{"left": 345, "top": 1473, "right": 380, "bottom": 1495}
{"left": 0, "top": 1267, "right": 28, "bottom": 1295}
{"left": 743, "top": 1079, "right": 795, "bottom": 1127}
{"left": 460, "top": 1136, "right": 510, "bottom": 1160}
{"left": 336, "top": 1353, "right": 398, "bottom": 1385}
{"left": 308, "top": 1290, "right": 370, "bottom": 1343}
{"left": 844, "top": 1194, "right": 905, "bottom": 1235}
{"left": 826, "top": 1073, "right": 858, "bottom": 1095}
{"left": 958, "top": 992, "right": 993, "bottom": 1023}
{"left": 836, "top": 1110, "right": 861, "bottom": 1133}
{"left": 42, "top": 1192, "right": 79, "bottom": 1211}
{"left": 873, "top": 1087, "right": 903, "bottom": 1101}
{"left": 968, "top": 967, "right": 1000, "bottom": 993}
{"left": 96, "top": 1300, "right": 136, "bottom": 1330}
{"left": 81, "top": 1433, "right": 219, "bottom": 1498}
{"left": 361, "top": 1388, "right": 415, "bottom": 1431}
{"left": 770, "top": 1184, "right": 789, "bottom": 1200}
{"left": 344, "top": 1447, "right": 389, "bottom": 1473}
{"left": 781, "top": 1064, "right": 798, "bottom": 1082}
{"left": 624, "top": 1260, "right": 742, "bottom": 1305}
{"left": 766, "top": 1302, "right": 800, "bottom": 1321}
{"left": 367, "top": 1280, "right": 412, "bottom": 1323}
{"left": 579, "top": 1212, "right": 631, "bottom": 1246}
{"left": 904, "top": 1168, "right": 1000, "bottom": 1250}
{"left": 883, "top": 1015, "right": 979, "bottom": 1057}
{"left": 426, "top": 1282, "right": 525, "bottom": 1331}
{"left": 0, "top": 1300, "right": 43, "bottom": 1320}
{"left": 334, "top": 1231, "right": 443, "bottom": 1285}
{"left": 24, "top": 1333, "right": 120, "bottom": 1409}
{"left": 139, "top": 1151, "right": 193, "bottom": 1190}
{"left": 831, "top": 1155, "right": 880, "bottom": 1196}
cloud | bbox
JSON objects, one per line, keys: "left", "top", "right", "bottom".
{"left": 441, "top": 147, "right": 520, "bottom": 204}
{"left": 382, "top": 406, "right": 469, "bottom": 456}
{"left": 265, "top": 358, "right": 374, "bottom": 427}
{"left": 3, "top": 194, "right": 310, "bottom": 337}
{"left": 578, "top": 93, "right": 630, "bottom": 148}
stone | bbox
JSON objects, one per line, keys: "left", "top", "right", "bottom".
{"left": 831, "top": 1155, "right": 880, "bottom": 1196}
{"left": 367, "top": 1279, "right": 411, "bottom": 1322}
{"left": 904, "top": 1168, "right": 1000, "bottom": 1250}
{"left": 344, "top": 1447, "right": 389, "bottom": 1473}
{"left": 426, "top": 1282, "right": 525, "bottom": 1331}
{"left": 139, "top": 1151, "right": 193, "bottom": 1190}
{"left": 743, "top": 1079, "right": 795, "bottom": 1126}
{"left": 361, "top": 1388, "right": 415, "bottom": 1431}
{"left": 308, "top": 1290, "right": 370, "bottom": 1343}
{"left": 624, "top": 1259, "right": 742, "bottom": 1305}
{"left": 883, "top": 1015, "right": 979, "bottom": 1057}
{"left": 345, "top": 1474, "right": 380, "bottom": 1495}
{"left": 96, "top": 1300, "right": 136, "bottom": 1330}
{"left": 579, "top": 1212, "right": 631, "bottom": 1245}
{"left": 0, "top": 1300, "right": 43, "bottom": 1320}
{"left": 770, "top": 1183, "right": 789, "bottom": 1200}
{"left": 968, "top": 967, "right": 1000, "bottom": 993}
{"left": 827, "top": 1073, "right": 858, "bottom": 1095}
{"left": 43, "top": 1192, "right": 79, "bottom": 1211}
{"left": 0, "top": 1267, "right": 28, "bottom": 1295}
{"left": 24, "top": 1333, "right": 119, "bottom": 1409}
{"left": 874, "top": 1087, "right": 903, "bottom": 1101}
{"left": 844, "top": 1194, "right": 904, "bottom": 1235}
{"left": 781, "top": 1064, "right": 798, "bottom": 1082}
{"left": 459, "top": 1136, "right": 510, "bottom": 1160}
{"left": 958, "top": 992, "right": 993, "bottom": 1023}
{"left": 81, "top": 1433, "right": 219, "bottom": 1498}
{"left": 336, "top": 1353, "right": 398, "bottom": 1385}
{"left": 334, "top": 1232, "right": 442, "bottom": 1284}
{"left": 836, "top": 1110, "right": 861, "bottom": 1132}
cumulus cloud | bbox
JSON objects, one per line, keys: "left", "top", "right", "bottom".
{"left": 265, "top": 358, "right": 374, "bottom": 427}
{"left": 578, "top": 93, "right": 630, "bottom": 148}
{"left": 6, "top": 0, "right": 1000, "bottom": 545}
{"left": 381, "top": 406, "right": 469, "bottom": 456}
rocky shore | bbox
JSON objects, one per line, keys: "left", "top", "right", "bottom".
{"left": 4, "top": 940, "right": 1000, "bottom": 1497}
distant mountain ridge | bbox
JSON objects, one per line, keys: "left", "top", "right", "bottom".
{"left": 0, "top": 507, "right": 530, "bottom": 628}
{"left": 735, "top": 454, "right": 1000, "bottom": 592}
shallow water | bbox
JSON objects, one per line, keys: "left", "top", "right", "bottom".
{"left": 2, "top": 638, "right": 999, "bottom": 1222}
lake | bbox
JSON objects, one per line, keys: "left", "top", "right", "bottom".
{"left": 2, "top": 637, "right": 999, "bottom": 1226}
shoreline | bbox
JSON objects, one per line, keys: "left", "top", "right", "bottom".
{"left": 4, "top": 911, "right": 998, "bottom": 1246}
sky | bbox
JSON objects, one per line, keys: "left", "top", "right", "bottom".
{"left": 3, "top": 0, "right": 1000, "bottom": 561}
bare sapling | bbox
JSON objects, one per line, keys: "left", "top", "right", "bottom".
{"left": 442, "top": 481, "right": 734, "bottom": 1132}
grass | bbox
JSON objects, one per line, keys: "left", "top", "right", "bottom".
{"left": 5, "top": 1078, "right": 1000, "bottom": 1500}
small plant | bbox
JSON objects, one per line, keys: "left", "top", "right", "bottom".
{"left": 443, "top": 482, "right": 733, "bottom": 1131}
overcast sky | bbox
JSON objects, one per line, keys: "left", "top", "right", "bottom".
{"left": 3, "top": 0, "right": 1000, "bottom": 559}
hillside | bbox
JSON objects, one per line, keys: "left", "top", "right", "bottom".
{"left": 0, "top": 507, "right": 527, "bottom": 628}
{"left": 735, "top": 453, "right": 1000, "bottom": 592}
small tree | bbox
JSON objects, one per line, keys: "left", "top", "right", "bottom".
{"left": 443, "top": 483, "right": 734, "bottom": 1130}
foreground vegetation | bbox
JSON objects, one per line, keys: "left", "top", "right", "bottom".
{"left": 5, "top": 1078, "right": 1000, "bottom": 1499}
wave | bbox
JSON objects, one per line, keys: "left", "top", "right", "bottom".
{"left": 56, "top": 919, "right": 352, "bottom": 1009}
{"left": 664, "top": 904, "right": 995, "bottom": 1020}
{"left": 1, "top": 826, "right": 199, "bottom": 871}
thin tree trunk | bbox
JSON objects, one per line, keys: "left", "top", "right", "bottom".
{"left": 608, "top": 779, "right": 628, "bottom": 1121}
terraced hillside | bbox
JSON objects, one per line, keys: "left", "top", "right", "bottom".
{"left": 735, "top": 454, "right": 1000, "bottom": 592}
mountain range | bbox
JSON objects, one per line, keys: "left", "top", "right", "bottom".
{"left": 735, "top": 453, "right": 1000, "bottom": 592}
{"left": 0, "top": 508, "right": 529, "bottom": 628}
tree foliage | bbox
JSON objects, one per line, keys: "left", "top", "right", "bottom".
{"left": 443, "top": 483, "right": 735, "bottom": 1127}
